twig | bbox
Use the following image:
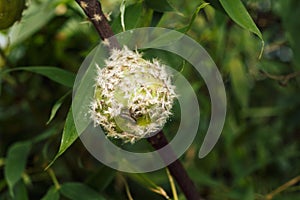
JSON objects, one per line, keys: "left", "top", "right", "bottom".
{"left": 47, "top": 168, "right": 60, "bottom": 190}
{"left": 166, "top": 168, "right": 178, "bottom": 200}
{"left": 149, "top": 186, "right": 170, "bottom": 200}
{"left": 260, "top": 70, "right": 300, "bottom": 86}
{"left": 265, "top": 175, "right": 300, "bottom": 200}
{"left": 75, "top": 1, "right": 203, "bottom": 199}
{"left": 119, "top": 174, "right": 134, "bottom": 200}
{"left": 75, "top": 0, "right": 119, "bottom": 48}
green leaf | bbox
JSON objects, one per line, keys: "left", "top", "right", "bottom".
{"left": 2, "top": 66, "right": 75, "bottom": 87}
{"left": 112, "top": 2, "right": 152, "bottom": 33}
{"left": 41, "top": 187, "right": 60, "bottom": 200}
{"left": 218, "top": 0, "right": 263, "bottom": 40}
{"left": 127, "top": 173, "right": 161, "bottom": 190}
{"left": 60, "top": 182, "right": 105, "bottom": 200}
{"left": 4, "top": 142, "right": 31, "bottom": 197}
{"left": 145, "top": 0, "right": 175, "bottom": 12}
{"left": 86, "top": 166, "right": 116, "bottom": 192}
{"left": 9, "top": 0, "right": 56, "bottom": 46}
{"left": 46, "top": 109, "right": 78, "bottom": 169}
{"left": 228, "top": 58, "right": 250, "bottom": 108}
{"left": 72, "top": 46, "right": 105, "bottom": 136}
{"left": 47, "top": 91, "right": 72, "bottom": 124}
{"left": 179, "top": 3, "right": 210, "bottom": 33}
{"left": 13, "top": 181, "right": 29, "bottom": 200}
{"left": 127, "top": 173, "right": 169, "bottom": 198}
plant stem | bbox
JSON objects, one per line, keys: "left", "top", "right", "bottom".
{"left": 47, "top": 168, "right": 60, "bottom": 190}
{"left": 166, "top": 168, "right": 179, "bottom": 200}
{"left": 75, "top": 0, "right": 119, "bottom": 48}
{"left": 75, "top": 1, "right": 203, "bottom": 199}
{"left": 265, "top": 175, "right": 300, "bottom": 200}
{"left": 259, "top": 69, "right": 300, "bottom": 86}
{"left": 148, "top": 132, "right": 203, "bottom": 200}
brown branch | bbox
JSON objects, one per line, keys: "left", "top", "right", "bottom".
{"left": 259, "top": 70, "right": 300, "bottom": 86}
{"left": 75, "top": 0, "right": 119, "bottom": 48}
{"left": 148, "top": 131, "right": 204, "bottom": 200}
{"left": 75, "top": 1, "right": 203, "bottom": 199}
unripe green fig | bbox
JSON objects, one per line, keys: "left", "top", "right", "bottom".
{"left": 0, "top": 0, "right": 25, "bottom": 30}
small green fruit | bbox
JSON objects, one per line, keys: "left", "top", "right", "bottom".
{"left": 89, "top": 46, "right": 176, "bottom": 143}
{"left": 0, "top": 0, "right": 25, "bottom": 30}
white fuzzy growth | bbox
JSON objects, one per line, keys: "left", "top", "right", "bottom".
{"left": 89, "top": 46, "right": 176, "bottom": 143}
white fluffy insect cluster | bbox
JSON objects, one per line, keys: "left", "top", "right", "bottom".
{"left": 89, "top": 46, "right": 176, "bottom": 143}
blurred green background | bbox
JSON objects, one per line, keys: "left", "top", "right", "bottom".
{"left": 0, "top": 0, "right": 299, "bottom": 199}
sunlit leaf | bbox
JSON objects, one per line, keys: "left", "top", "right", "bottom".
{"left": 218, "top": 0, "right": 263, "bottom": 41}
{"left": 9, "top": 0, "right": 56, "bottom": 46}
{"left": 60, "top": 182, "right": 105, "bottom": 200}
{"left": 4, "top": 142, "right": 31, "bottom": 197}
{"left": 2, "top": 66, "right": 75, "bottom": 87}
{"left": 47, "top": 91, "right": 72, "bottom": 124}
{"left": 46, "top": 109, "right": 77, "bottom": 169}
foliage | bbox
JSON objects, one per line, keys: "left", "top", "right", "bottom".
{"left": 0, "top": 0, "right": 299, "bottom": 199}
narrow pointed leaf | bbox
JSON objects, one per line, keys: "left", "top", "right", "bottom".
{"left": 46, "top": 109, "right": 78, "bottom": 168}
{"left": 179, "top": 3, "right": 210, "bottom": 33}
{"left": 219, "top": 0, "right": 263, "bottom": 40}
{"left": 2, "top": 66, "right": 75, "bottom": 87}
{"left": 47, "top": 91, "right": 72, "bottom": 124}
